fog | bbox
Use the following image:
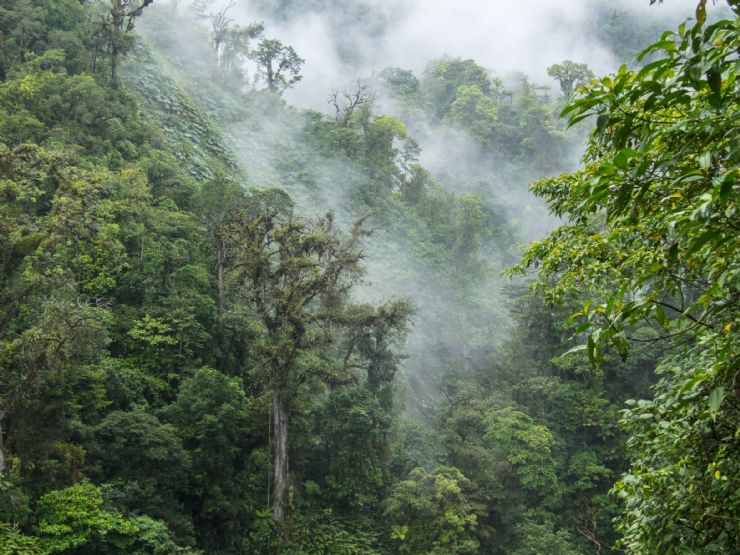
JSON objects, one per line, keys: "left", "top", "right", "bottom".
{"left": 140, "top": 0, "right": 702, "bottom": 410}
{"left": 223, "top": 0, "right": 698, "bottom": 110}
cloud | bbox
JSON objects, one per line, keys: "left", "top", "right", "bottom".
{"left": 155, "top": 0, "right": 700, "bottom": 406}
{"left": 222, "top": 0, "right": 698, "bottom": 110}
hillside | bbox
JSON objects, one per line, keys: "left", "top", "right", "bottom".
{"left": 0, "top": 1, "right": 737, "bottom": 554}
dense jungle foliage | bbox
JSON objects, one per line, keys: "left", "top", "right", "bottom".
{"left": 0, "top": 0, "right": 737, "bottom": 554}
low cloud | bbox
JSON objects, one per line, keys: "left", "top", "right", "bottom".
{"left": 221, "top": 0, "right": 698, "bottom": 110}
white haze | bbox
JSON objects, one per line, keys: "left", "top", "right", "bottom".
{"left": 222, "top": 0, "right": 699, "bottom": 110}
{"left": 144, "top": 0, "right": 701, "bottom": 409}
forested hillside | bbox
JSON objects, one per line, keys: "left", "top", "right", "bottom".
{"left": 0, "top": 1, "right": 737, "bottom": 554}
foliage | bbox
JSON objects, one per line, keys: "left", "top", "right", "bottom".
{"left": 510, "top": 511, "right": 583, "bottom": 555}
{"left": 421, "top": 57, "right": 494, "bottom": 120}
{"left": 546, "top": 60, "right": 594, "bottom": 101}
{"left": 162, "top": 367, "right": 257, "bottom": 551}
{"left": 85, "top": 410, "right": 193, "bottom": 542}
{"left": 246, "top": 508, "right": 383, "bottom": 554}
{"left": 92, "top": 1, "right": 155, "bottom": 83}
{"left": 511, "top": 8, "right": 740, "bottom": 553}
{"left": 320, "top": 387, "right": 388, "bottom": 509}
{"left": 379, "top": 56, "right": 570, "bottom": 174}
{"left": 0, "top": 523, "right": 42, "bottom": 555}
{"left": 249, "top": 38, "right": 304, "bottom": 93}
{"left": 35, "top": 482, "right": 135, "bottom": 553}
{"left": 484, "top": 407, "right": 557, "bottom": 495}
{"left": 384, "top": 466, "right": 480, "bottom": 554}
{"left": 9, "top": 481, "right": 196, "bottom": 555}
{"left": 1, "top": 1, "right": 728, "bottom": 554}
{"left": 221, "top": 191, "right": 411, "bottom": 522}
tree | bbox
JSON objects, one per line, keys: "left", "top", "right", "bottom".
{"left": 208, "top": 0, "right": 264, "bottom": 74}
{"left": 209, "top": 0, "right": 235, "bottom": 57}
{"left": 511, "top": 7, "right": 739, "bottom": 553}
{"left": 329, "top": 80, "right": 374, "bottom": 128}
{"left": 484, "top": 407, "right": 557, "bottom": 496}
{"left": 0, "top": 295, "right": 110, "bottom": 475}
{"left": 220, "top": 22, "right": 264, "bottom": 75}
{"left": 421, "top": 57, "right": 494, "bottom": 120}
{"left": 249, "top": 38, "right": 304, "bottom": 94}
{"left": 35, "top": 482, "right": 138, "bottom": 554}
{"left": 223, "top": 192, "right": 409, "bottom": 523}
{"left": 95, "top": 0, "right": 154, "bottom": 84}
{"left": 448, "top": 85, "right": 498, "bottom": 141}
{"left": 320, "top": 387, "right": 389, "bottom": 509}
{"left": 85, "top": 410, "right": 193, "bottom": 542}
{"left": 163, "top": 367, "right": 256, "bottom": 551}
{"left": 384, "top": 466, "right": 480, "bottom": 554}
{"left": 546, "top": 60, "right": 594, "bottom": 101}
{"left": 378, "top": 67, "right": 420, "bottom": 106}
{"left": 341, "top": 299, "right": 412, "bottom": 412}
{"left": 0, "top": 150, "right": 153, "bottom": 475}
{"left": 193, "top": 171, "right": 246, "bottom": 314}
{"left": 24, "top": 482, "right": 191, "bottom": 554}
{"left": 511, "top": 512, "right": 581, "bottom": 555}
{"left": 0, "top": 0, "right": 90, "bottom": 79}
{"left": 190, "top": 0, "right": 214, "bottom": 21}
{"left": 359, "top": 112, "right": 418, "bottom": 190}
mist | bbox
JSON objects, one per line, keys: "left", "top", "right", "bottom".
{"left": 3, "top": 1, "right": 733, "bottom": 548}
{"left": 138, "top": 0, "right": 702, "bottom": 410}
{"left": 224, "top": 0, "right": 698, "bottom": 110}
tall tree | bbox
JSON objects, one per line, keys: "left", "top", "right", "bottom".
{"left": 209, "top": 0, "right": 234, "bottom": 58}
{"left": 249, "top": 38, "right": 304, "bottom": 94}
{"left": 96, "top": 0, "right": 154, "bottom": 84}
{"left": 224, "top": 192, "right": 409, "bottom": 523}
{"left": 546, "top": 60, "right": 594, "bottom": 101}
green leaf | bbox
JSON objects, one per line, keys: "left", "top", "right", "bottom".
{"left": 707, "top": 386, "right": 725, "bottom": 421}
{"left": 689, "top": 64, "right": 703, "bottom": 82}
{"left": 687, "top": 230, "right": 720, "bottom": 255}
{"left": 596, "top": 113, "right": 609, "bottom": 133}
{"left": 706, "top": 64, "right": 722, "bottom": 99}
{"left": 614, "top": 148, "right": 635, "bottom": 170}
{"left": 696, "top": 1, "right": 706, "bottom": 26}
{"left": 637, "top": 39, "right": 677, "bottom": 61}
{"left": 654, "top": 304, "right": 669, "bottom": 329}
{"left": 698, "top": 151, "right": 711, "bottom": 170}
{"left": 559, "top": 344, "right": 587, "bottom": 358}
{"left": 717, "top": 173, "right": 735, "bottom": 203}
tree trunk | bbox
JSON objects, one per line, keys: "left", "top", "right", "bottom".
{"left": 216, "top": 240, "right": 224, "bottom": 313}
{"left": 111, "top": 47, "right": 119, "bottom": 86}
{"left": 110, "top": 2, "right": 123, "bottom": 87}
{"left": 267, "top": 60, "right": 275, "bottom": 93}
{"left": 272, "top": 391, "right": 289, "bottom": 523}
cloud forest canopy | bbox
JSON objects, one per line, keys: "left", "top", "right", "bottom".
{"left": 511, "top": 2, "right": 739, "bottom": 551}
{"left": 0, "top": 0, "right": 737, "bottom": 554}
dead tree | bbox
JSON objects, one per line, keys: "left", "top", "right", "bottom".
{"left": 329, "top": 80, "right": 375, "bottom": 127}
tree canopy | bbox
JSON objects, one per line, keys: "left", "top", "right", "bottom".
{"left": 511, "top": 8, "right": 739, "bottom": 553}
{"left": 0, "top": 1, "right": 737, "bottom": 553}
